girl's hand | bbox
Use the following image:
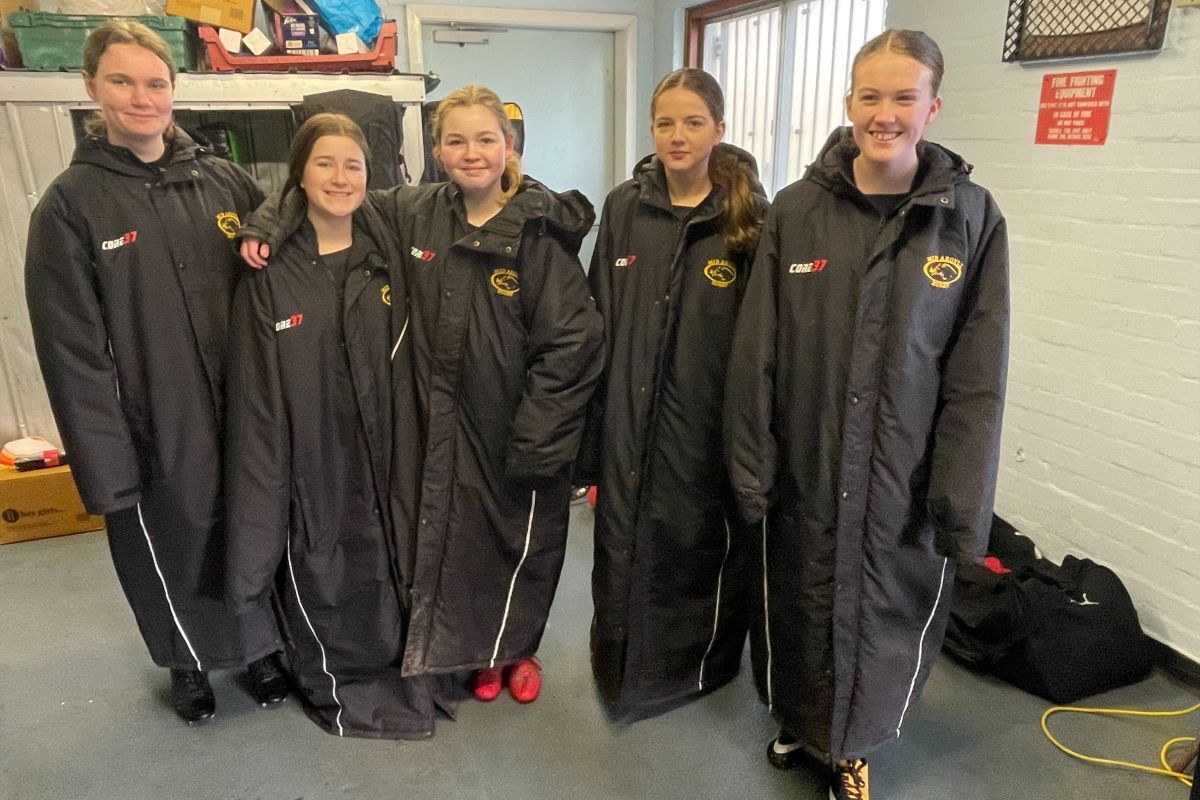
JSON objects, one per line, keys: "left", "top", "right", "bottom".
{"left": 240, "top": 239, "right": 270, "bottom": 269}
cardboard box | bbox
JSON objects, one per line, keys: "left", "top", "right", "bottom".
{"left": 165, "top": 0, "right": 255, "bottom": 35}
{"left": 264, "top": 0, "right": 318, "bottom": 56}
{"left": 0, "top": 465, "right": 105, "bottom": 545}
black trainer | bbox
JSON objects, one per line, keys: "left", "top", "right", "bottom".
{"left": 247, "top": 653, "right": 288, "bottom": 707}
{"left": 170, "top": 668, "right": 215, "bottom": 724}
{"left": 768, "top": 734, "right": 825, "bottom": 767}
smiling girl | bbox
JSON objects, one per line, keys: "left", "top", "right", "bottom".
{"left": 577, "top": 68, "right": 768, "bottom": 722}
{"left": 224, "top": 113, "right": 452, "bottom": 739}
{"left": 726, "top": 30, "right": 1010, "bottom": 799}
{"left": 393, "top": 86, "right": 604, "bottom": 704}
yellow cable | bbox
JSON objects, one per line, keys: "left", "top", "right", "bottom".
{"left": 1040, "top": 700, "right": 1199, "bottom": 788}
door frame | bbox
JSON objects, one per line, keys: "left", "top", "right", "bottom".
{"left": 405, "top": 4, "right": 637, "bottom": 189}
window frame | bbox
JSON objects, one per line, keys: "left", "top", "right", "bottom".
{"left": 684, "top": 0, "right": 781, "bottom": 67}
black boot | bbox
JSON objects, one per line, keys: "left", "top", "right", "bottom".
{"left": 169, "top": 668, "right": 215, "bottom": 724}
{"left": 247, "top": 653, "right": 288, "bottom": 707}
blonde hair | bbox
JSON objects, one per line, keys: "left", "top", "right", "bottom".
{"left": 431, "top": 84, "right": 523, "bottom": 202}
{"left": 82, "top": 20, "right": 177, "bottom": 138}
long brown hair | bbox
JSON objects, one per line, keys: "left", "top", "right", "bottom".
{"left": 431, "top": 84, "right": 523, "bottom": 203}
{"left": 851, "top": 29, "right": 945, "bottom": 95}
{"left": 81, "top": 20, "right": 177, "bottom": 138}
{"left": 651, "top": 68, "right": 762, "bottom": 256}
{"left": 280, "top": 113, "right": 370, "bottom": 208}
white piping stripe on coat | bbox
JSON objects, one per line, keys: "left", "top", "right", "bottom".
{"left": 762, "top": 517, "right": 774, "bottom": 712}
{"left": 135, "top": 503, "right": 202, "bottom": 671}
{"left": 286, "top": 527, "right": 345, "bottom": 736}
{"left": 698, "top": 516, "right": 734, "bottom": 691}
{"left": 490, "top": 489, "right": 537, "bottom": 668}
{"left": 389, "top": 313, "right": 410, "bottom": 362}
{"left": 895, "top": 556, "right": 949, "bottom": 737}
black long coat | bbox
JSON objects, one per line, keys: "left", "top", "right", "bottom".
{"left": 24, "top": 129, "right": 280, "bottom": 671}
{"left": 577, "top": 148, "right": 768, "bottom": 721}
{"left": 379, "top": 180, "right": 605, "bottom": 675}
{"left": 225, "top": 202, "right": 450, "bottom": 739}
{"left": 725, "top": 129, "right": 1010, "bottom": 760}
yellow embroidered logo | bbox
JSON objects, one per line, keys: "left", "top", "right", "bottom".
{"left": 216, "top": 211, "right": 241, "bottom": 239}
{"left": 703, "top": 258, "right": 737, "bottom": 288}
{"left": 490, "top": 268, "right": 520, "bottom": 297}
{"left": 381, "top": 285, "right": 391, "bottom": 306}
{"left": 923, "top": 255, "right": 964, "bottom": 289}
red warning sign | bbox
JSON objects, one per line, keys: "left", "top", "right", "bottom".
{"left": 1036, "top": 69, "right": 1116, "bottom": 145}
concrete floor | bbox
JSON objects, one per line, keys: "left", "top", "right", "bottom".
{"left": 2, "top": 504, "right": 1196, "bottom": 800}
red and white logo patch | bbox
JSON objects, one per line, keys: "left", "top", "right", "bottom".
{"left": 101, "top": 230, "right": 138, "bottom": 251}
{"left": 614, "top": 255, "right": 637, "bottom": 268}
{"left": 274, "top": 313, "right": 303, "bottom": 332}
{"left": 788, "top": 259, "right": 827, "bottom": 274}
{"left": 410, "top": 246, "right": 436, "bottom": 262}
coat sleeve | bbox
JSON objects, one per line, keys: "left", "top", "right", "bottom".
{"left": 505, "top": 235, "right": 605, "bottom": 482}
{"left": 223, "top": 272, "right": 290, "bottom": 612}
{"left": 926, "top": 200, "right": 1011, "bottom": 564}
{"left": 571, "top": 193, "right": 615, "bottom": 485}
{"left": 24, "top": 187, "right": 141, "bottom": 515}
{"left": 235, "top": 189, "right": 306, "bottom": 252}
{"left": 724, "top": 201, "right": 782, "bottom": 525}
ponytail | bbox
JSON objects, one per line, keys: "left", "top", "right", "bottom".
{"left": 501, "top": 151, "right": 523, "bottom": 202}
{"left": 708, "top": 146, "right": 764, "bottom": 257}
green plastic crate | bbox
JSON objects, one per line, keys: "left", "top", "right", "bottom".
{"left": 8, "top": 12, "right": 194, "bottom": 72}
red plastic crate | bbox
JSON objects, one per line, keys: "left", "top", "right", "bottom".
{"left": 198, "top": 19, "right": 396, "bottom": 73}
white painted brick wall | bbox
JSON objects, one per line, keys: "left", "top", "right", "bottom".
{"left": 889, "top": 1, "right": 1200, "bottom": 661}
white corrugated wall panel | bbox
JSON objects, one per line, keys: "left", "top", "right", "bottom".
{"left": 0, "top": 102, "right": 75, "bottom": 445}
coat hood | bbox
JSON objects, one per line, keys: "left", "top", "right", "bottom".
{"left": 450, "top": 176, "right": 596, "bottom": 258}
{"left": 70, "top": 125, "right": 204, "bottom": 178}
{"left": 805, "top": 126, "right": 974, "bottom": 202}
{"left": 632, "top": 142, "right": 762, "bottom": 210}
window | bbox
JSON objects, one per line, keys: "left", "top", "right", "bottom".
{"left": 687, "top": 0, "right": 887, "bottom": 197}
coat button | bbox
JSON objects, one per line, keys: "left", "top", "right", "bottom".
{"left": 841, "top": 490, "right": 850, "bottom": 500}
{"left": 939, "top": 196, "right": 949, "bottom": 205}
{"left": 849, "top": 395, "right": 860, "bottom": 405}
{"left": 420, "top": 517, "right": 428, "bottom": 525}
{"left": 364, "top": 269, "right": 371, "bottom": 277}
{"left": 504, "top": 246, "right": 512, "bottom": 254}
{"left": 473, "top": 240, "right": 481, "bottom": 247}
{"left": 144, "top": 182, "right": 152, "bottom": 189}
{"left": 444, "top": 290, "right": 452, "bottom": 299}
{"left": 191, "top": 169, "right": 199, "bottom": 177}
{"left": 176, "top": 261, "right": 185, "bottom": 270}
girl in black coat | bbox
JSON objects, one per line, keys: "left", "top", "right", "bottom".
{"left": 24, "top": 20, "right": 284, "bottom": 725}
{"left": 577, "top": 69, "right": 768, "bottom": 722}
{"left": 225, "top": 114, "right": 453, "bottom": 739}
{"left": 726, "top": 30, "right": 1010, "bottom": 799}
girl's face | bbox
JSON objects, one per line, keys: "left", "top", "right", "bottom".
{"left": 437, "top": 104, "right": 514, "bottom": 200}
{"left": 84, "top": 43, "right": 174, "bottom": 153}
{"left": 300, "top": 134, "right": 367, "bottom": 222}
{"left": 651, "top": 86, "right": 725, "bottom": 183}
{"left": 846, "top": 51, "right": 941, "bottom": 172}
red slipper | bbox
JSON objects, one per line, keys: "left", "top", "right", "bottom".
{"left": 506, "top": 657, "right": 542, "bottom": 703}
{"left": 472, "top": 667, "right": 503, "bottom": 702}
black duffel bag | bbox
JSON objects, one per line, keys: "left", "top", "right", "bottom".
{"left": 945, "top": 521, "right": 1154, "bottom": 703}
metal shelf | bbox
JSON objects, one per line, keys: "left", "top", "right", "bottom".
{"left": 0, "top": 70, "right": 426, "bottom": 106}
